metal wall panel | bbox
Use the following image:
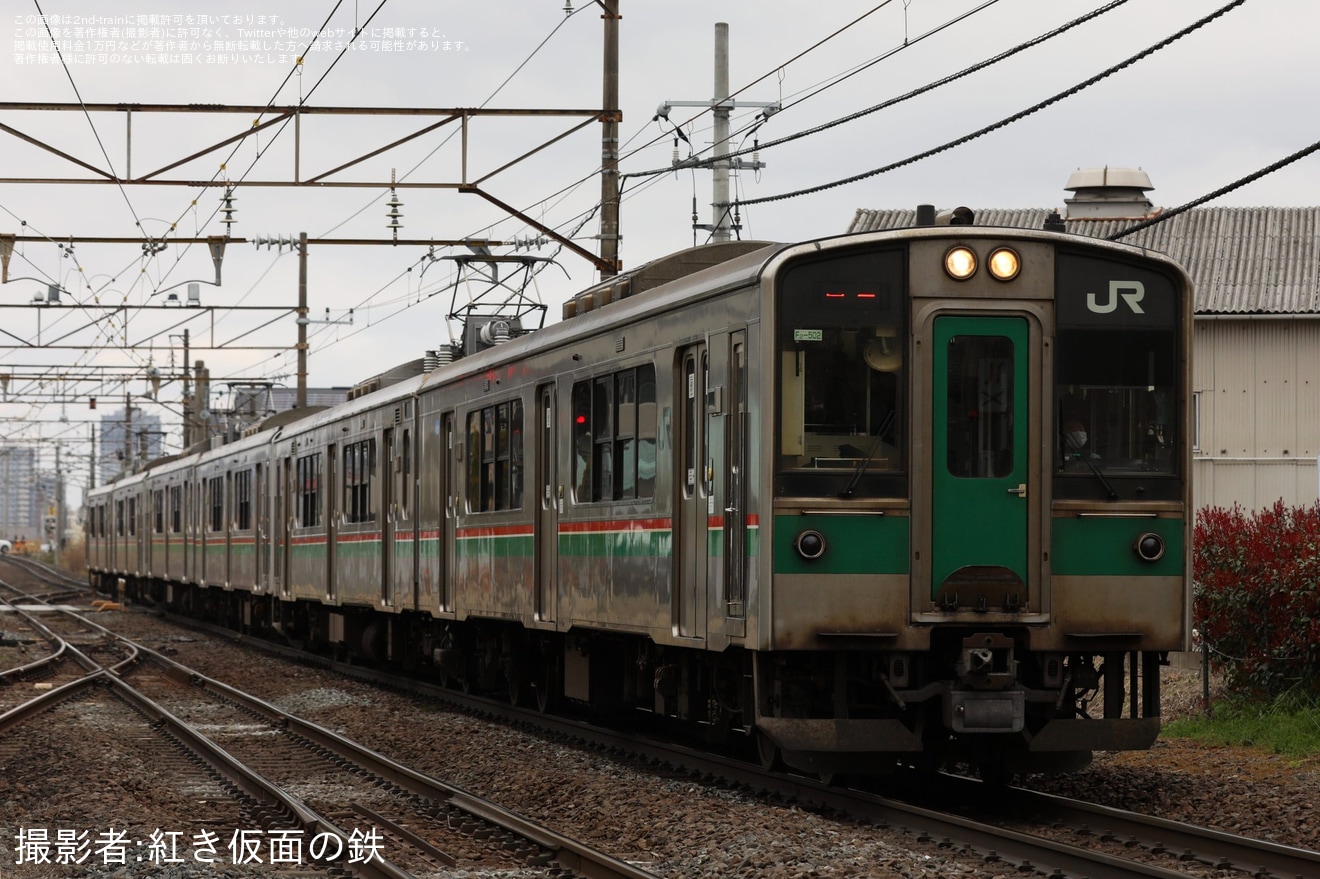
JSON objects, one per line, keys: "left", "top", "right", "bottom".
{"left": 1253, "top": 320, "right": 1298, "bottom": 457}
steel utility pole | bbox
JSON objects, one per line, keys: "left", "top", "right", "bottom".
{"left": 297, "top": 232, "right": 308, "bottom": 408}
{"left": 54, "top": 443, "right": 62, "bottom": 567}
{"left": 123, "top": 392, "right": 133, "bottom": 471}
{"left": 181, "top": 329, "right": 192, "bottom": 448}
{"left": 657, "top": 23, "right": 777, "bottom": 242}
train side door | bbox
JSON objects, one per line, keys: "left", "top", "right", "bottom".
{"left": 181, "top": 483, "right": 189, "bottom": 582}
{"left": 256, "top": 462, "right": 268, "bottom": 591}
{"left": 723, "top": 332, "right": 748, "bottom": 636}
{"left": 382, "top": 427, "right": 395, "bottom": 606}
{"left": 441, "top": 413, "right": 457, "bottom": 611}
{"left": 402, "top": 422, "right": 416, "bottom": 612}
{"left": 931, "top": 316, "right": 1030, "bottom": 606}
{"left": 326, "top": 445, "right": 338, "bottom": 601}
{"left": 675, "top": 345, "right": 709, "bottom": 640}
{"left": 535, "top": 384, "right": 558, "bottom": 623}
{"left": 275, "top": 457, "right": 289, "bottom": 595}
{"left": 197, "top": 479, "right": 206, "bottom": 585}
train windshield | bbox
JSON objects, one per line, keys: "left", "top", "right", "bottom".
{"left": 1054, "top": 253, "right": 1181, "bottom": 498}
{"left": 775, "top": 249, "right": 906, "bottom": 497}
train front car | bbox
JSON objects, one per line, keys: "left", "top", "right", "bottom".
{"left": 756, "top": 227, "right": 1192, "bottom": 779}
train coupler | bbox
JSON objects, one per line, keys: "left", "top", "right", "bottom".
{"left": 945, "top": 688, "right": 1025, "bottom": 733}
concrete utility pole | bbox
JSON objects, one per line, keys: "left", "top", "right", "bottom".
{"left": 712, "top": 22, "right": 731, "bottom": 242}
{"left": 657, "top": 23, "right": 778, "bottom": 242}
{"left": 599, "top": 0, "right": 622, "bottom": 278}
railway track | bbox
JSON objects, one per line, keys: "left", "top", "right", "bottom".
{"left": 7, "top": 558, "right": 1320, "bottom": 879}
{"left": 150, "top": 607, "right": 1320, "bottom": 879}
{"left": 0, "top": 570, "right": 662, "bottom": 878}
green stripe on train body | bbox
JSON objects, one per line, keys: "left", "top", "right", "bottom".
{"left": 456, "top": 532, "right": 535, "bottom": 560}
{"left": 557, "top": 528, "right": 670, "bottom": 559}
{"left": 772, "top": 514, "right": 909, "bottom": 575}
{"left": 1051, "top": 516, "right": 1183, "bottom": 576}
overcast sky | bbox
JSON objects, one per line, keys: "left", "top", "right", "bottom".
{"left": 2, "top": 0, "right": 1317, "bottom": 497}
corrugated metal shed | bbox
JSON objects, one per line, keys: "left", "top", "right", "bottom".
{"left": 847, "top": 206, "right": 1320, "bottom": 315}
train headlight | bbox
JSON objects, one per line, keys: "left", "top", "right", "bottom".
{"left": 1134, "top": 532, "right": 1166, "bottom": 562}
{"left": 794, "top": 529, "right": 826, "bottom": 560}
{"left": 987, "top": 247, "right": 1021, "bottom": 281}
{"left": 944, "top": 246, "right": 977, "bottom": 280}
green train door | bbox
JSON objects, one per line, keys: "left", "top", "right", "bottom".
{"left": 931, "top": 316, "right": 1029, "bottom": 607}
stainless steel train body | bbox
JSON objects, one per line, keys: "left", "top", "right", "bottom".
{"left": 86, "top": 224, "right": 1193, "bottom": 777}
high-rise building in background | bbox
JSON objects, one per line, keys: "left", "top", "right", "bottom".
{"left": 0, "top": 446, "right": 43, "bottom": 542}
{"left": 98, "top": 406, "right": 164, "bottom": 485}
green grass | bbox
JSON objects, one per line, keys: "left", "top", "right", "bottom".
{"left": 1164, "top": 689, "right": 1320, "bottom": 759}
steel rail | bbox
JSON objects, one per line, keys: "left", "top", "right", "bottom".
{"left": 104, "top": 670, "right": 413, "bottom": 879}
{"left": 0, "top": 584, "right": 413, "bottom": 879}
{"left": 132, "top": 642, "right": 662, "bottom": 879}
{"left": 999, "top": 782, "right": 1320, "bottom": 879}
{"left": 160, "top": 612, "right": 1209, "bottom": 879}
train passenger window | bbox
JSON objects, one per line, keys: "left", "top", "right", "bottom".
{"left": 572, "top": 364, "right": 657, "bottom": 503}
{"left": 572, "top": 382, "right": 592, "bottom": 501}
{"left": 208, "top": 477, "right": 224, "bottom": 532}
{"left": 169, "top": 485, "right": 182, "bottom": 533}
{"left": 508, "top": 404, "right": 523, "bottom": 509}
{"left": 344, "top": 440, "right": 375, "bottom": 523}
{"left": 128, "top": 497, "right": 137, "bottom": 536}
{"left": 775, "top": 248, "right": 907, "bottom": 497}
{"left": 638, "top": 369, "right": 657, "bottom": 498}
{"left": 467, "top": 412, "right": 482, "bottom": 512}
{"left": 235, "top": 470, "right": 252, "bottom": 530}
{"left": 594, "top": 377, "right": 615, "bottom": 499}
{"left": 153, "top": 490, "right": 164, "bottom": 534}
{"left": 465, "top": 401, "right": 524, "bottom": 512}
{"left": 296, "top": 453, "right": 322, "bottom": 527}
{"left": 116, "top": 500, "right": 124, "bottom": 536}
{"left": 617, "top": 370, "right": 637, "bottom": 498}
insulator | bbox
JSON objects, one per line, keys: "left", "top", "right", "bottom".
{"left": 220, "top": 186, "right": 237, "bottom": 230}
{"left": 435, "top": 346, "right": 454, "bottom": 365}
{"left": 480, "top": 320, "right": 511, "bottom": 345}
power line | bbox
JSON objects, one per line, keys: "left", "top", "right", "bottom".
{"left": 735, "top": 0, "right": 1249, "bottom": 208}
{"left": 626, "top": 0, "right": 1131, "bottom": 180}
{"left": 1109, "top": 137, "right": 1320, "bottom": 240}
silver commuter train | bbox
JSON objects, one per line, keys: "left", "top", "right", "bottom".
{"left": 86, "top": 218, "right": 1193, "bottom": 779}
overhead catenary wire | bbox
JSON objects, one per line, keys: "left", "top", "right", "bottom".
{"left": 2, "top": 0, "right": 387, "bottom": 433}
{"left": 462, "top": 0, "right": 920, "bottom": 254}
{"left": 30, "top": 0, "right": 144, "bottom": 233}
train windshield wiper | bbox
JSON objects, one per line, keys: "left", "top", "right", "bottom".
{"left": 1075, "top": 450, "right": 1120, "bottom": 500}
{"left": 841, "top": 411, "right": 896, "bottom": 498}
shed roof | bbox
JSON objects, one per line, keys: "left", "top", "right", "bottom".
{"left": 847, "top": 206, "right": 1320, "bottom": 315}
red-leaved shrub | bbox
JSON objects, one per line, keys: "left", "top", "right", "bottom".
{"left": 1194, "top": 501, "right": 1320, "bottom": 697}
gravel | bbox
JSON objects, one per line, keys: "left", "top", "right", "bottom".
{"left": 5, "top": 605, "right": 1319, "bottom": 878}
